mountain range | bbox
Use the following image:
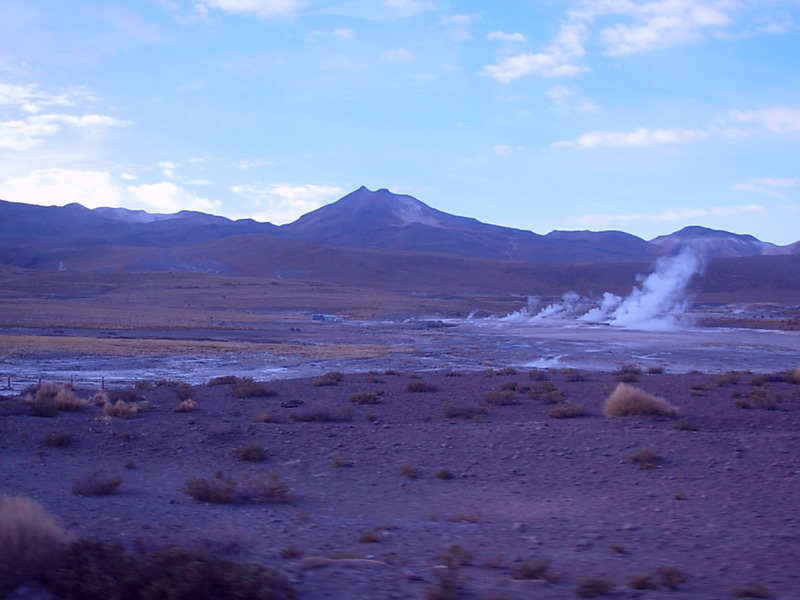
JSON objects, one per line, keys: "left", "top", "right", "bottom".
{"left": 1, "top": 186, "right": 798, "bottom": 300}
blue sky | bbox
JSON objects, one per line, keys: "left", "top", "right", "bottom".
{"left": 1, "top": 0, "right": 799, "bottom": 244}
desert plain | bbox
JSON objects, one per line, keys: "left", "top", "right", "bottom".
{"left": 1, "top": 268, "right": 799, "bottom": 600}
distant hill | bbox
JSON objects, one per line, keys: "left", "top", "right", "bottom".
{"left": 1, "top": 187, "right": 799, "bottom": 301}
{"left": 650, "top": 226, "right": 789, "bottom": 258}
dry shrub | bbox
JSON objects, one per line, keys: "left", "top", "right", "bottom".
{"left": 528, "top": 368, "right": 549, "bottom": 380}
{"left": 358, "top": 530, "right": 380, "bottom": 543}
{"left": 603, "top": 383, "right": 678, "bottom": 418}
{"left": 403, "top": 381, "right": 438, "bottom": 393}
{"left": 251, "top": 411, "right": 283, "bottom": 424}
{"left": 613, "top": 364, "right": 642, "bottom": 382}
{"left": 399, "top": 463, "right": 419, "bottom": 478}
{"left": 794, "top": 366, "right": 800, "bottom": 383}
{"left": 628, "top": 448, "right": 663, "bottom": 469}
{"left": 657, "top": 566, "right": 688, "bottom": 589}
{"left": 347, "top": 392, "right": 380, "bottom": 404}
{"left": 731, "top": 583, "right": 772, "bottom": 598}
{"left": 312, "top": 371, "right": 344, "bottom": 387}
{"left": 209, "top": 375, "right": 238, "bottom": 386}
{"left": 173, "top": 399, "right": 197, "bottom": 413}
{"left": 26, "top": 396, "right": 58, "bottom": 418}
{"left": 509, "top": 558, "right": 552, "bottom": 581}
{"left": 627, "top": 573, "right": 658, "bottom": 590}
{"left": 103, "top": 400, "right": 139, "bottom": 419}
{"left": 331, "top": 455, "right": 352, "bottom": 468}
{"left": 0, "top": 495, "right": 73, "bottom": 593}
{"left": 234, "top": 442, "right": 268, "bottom": 462}
{"left": 107, "top": 389, "right": 145, "bottom": 403}
{"left": 54, "top": 386, "right": 87, "bottom": 412}
{"left": 90, "top": 391, "right": 108, "bottom": 405}
{"left": 575, "top": 576, "right": 615, "bottom": 597}
{"left": 482, "top": 389, "right": 517, "bottom": 405}
{"left": 529, "top": 382, "right": 564, "bottom": 404}
{"left": 183, "top": 472, "right": 294, "bottom": 504}
{"left": 670, "top": 417, "right": 700, "bottom": 431}
{"left": 436, "top": 468, "right": 454, "bottom": 480}
{"left": 548, "top": 402, "right": 588, "bottom": 419}
{"left": 562, "top": 368, "right": 589, "bottom": 381}
{"left": 440, "top": 402, "right": 485, "bottom": 419}
{"left": 72, "top": 469, "right": 122, "bottom": 496}
{"left": 42, "top": 432, "right": 74, "bottom": 447}
{"left": 233, "top": 377, "right": 277, "bottom": 399}
{"left": 425, "top": 566, "right": 465, "bottom": 600}
{"left": 44, "top": 539, "right": 297, "bottom": 600}
{"left": 289, "top": 406, "right": 352, "bottom": 422}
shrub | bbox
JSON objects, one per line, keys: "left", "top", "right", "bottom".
{"left": 27, "top": 397, "right": 58, "bottom": 418}
{"left": 403, "top": 381, "right": 438, "bottom": 393}
{"left": 603, "top": 383, "right": 678, "bottom": 418}
{"left": 575, "top": 576, "right": 615, "bottom": 597}
{"left": 107, "top": 389, "right": 145, "bottom": 403}
{"left": 183, "top": 472, "right": 294, "bottom": 504}
{"left": 509, "top": 558, "right": 552, "bottom": 580}
{"left": 358, "top": 530, "right": 380, "bottom": 543}
{"left": 548, "top": 402, "right": 588, "bottom": 419}
{"left": 209, "top": 375, "right": 238, "bottom": 386}
{"left": 562, "top": 368, "right": 589, "bottom": 381}
{"left": 252, "top": 411, "right": 283, "bottom": 424}
{"left": 0, "top": 495, "right": 73, "bottom": 593}
{"left": 234, "top": 442, "right": 268, "bottom": 462}
{"left": 482, "top": 389, "right": 517, "bottom": 405}
{"left": 440, "top": 403, "right": 485, "bottom": 419}
{"left": 103, "top": 400, "right": 139, "bottom": 419}
{"left": 233, "top": 377, "right": 277, "bottom": 399}
{"left": 628, "top": 448, "right": 663, "bottom": 470}
{"left": 43, "top": 432, "right": 74, "bottom": 447}
{"left": 670, "top": 417, "right": 700, "bottom": 431}
{"left": 627, "top": 573, "right": 658, "bottom": 590}
{"left": 44, "top": 539, "right": 298, "bottom": 600}
{"left": 794, "top": 366, "right": 800, "bottom": 383}
{"left": 646, "top": 366, "right": 665, "bottom": 374}
{"left": 731, "top": 583, "right": 772, "bottom": 598}
{"left": 312, "top": 371, "right": 343, "bottom": 387}
{"left": 529, "top": 382, "right": 564, "bottom": 404}
{"left": 72, "top": 469, "right": 122, "bottom": 496}
{"left": 331, "top": 455, "right": 352, "bottom": 468}
{"left": 54, "top": 387, "right": 87, "bottom": 412}
{"left": 183, "top": 472, "right": 237, "bottom": 504}
{"left": 424, "top": 566, "right": 465, "bottom": 600}
{"left": 528, "top": 368, "right": 549, "bottom": 380}
{"left": 289, "top": 406, "right": 352, "bottom": 422}
{"left": 399, "top": 463, "right": 419, "bottom": 478}
{"left": 347, "top": 392, "right": 380, "bottom": 404}
{"left": 134, "top": 379, "right": 153, "bottom": 390}
{"left": 657, "top": 566, "right": 688, "bottom": 589}
{"left": 436, "top": 468, "right": 454, "bottom": 480}
{"left": 613, "top": 364, "right": 642, "bottom": 382}
{"left": 173, "top": 399, "right": 197, "bottom": 413}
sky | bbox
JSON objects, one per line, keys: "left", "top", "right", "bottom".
{"left": 1, "top": 0, "right": 799, "bottom": 245}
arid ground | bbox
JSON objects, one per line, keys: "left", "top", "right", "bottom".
{"left": 1, "top": 269, "right": 799, "bottom": 599}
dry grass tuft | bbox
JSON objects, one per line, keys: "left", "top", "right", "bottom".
{"left": 440, "top": 402, "right": 485, "bottom": 419}
{"left": 103, "top": 399, "right": 139, "bottom": 419}
{"left": 575, "top": 576, "right": 615, "bottom": 597}
{"left": 312, "top": 371, "right": 344, "bottom": 387}
{"left": 54, "top": 386, "right": 87, "bottom": 412}
{"left": 234, "top": 442, "right": 268, "bottom": 462}
{"left": 628, "top": 448, "right": 663, "bottom": 469}
{"left": 347, "top": 392, "right": 380, "bottom": 404}
{"left": 603, "top": 383, "right": 678, "bottom": 418}
{"left": 399, "top": 463, "right": 420, "bottom": 479}
{"left": 509, "top": 558, "right": 552, "bottom": 581}
{"left": 403, "top": 381, "right": 438, "bottom": 393}
{"left": 613, "top": 364, "right": 642, "bottom": 382}
{"left": 548, "top": 402, "right": 588, "bottom": 419}
{"left": 42, "top": 432, "right": 75, "bottom": 447}
{"left": 173, "top": 398, "right": 197, "bottom": 413}
{"left": 232, "top": 377, "right": 277, "bottom": 399}
{"left": 731, "top": 583, "right": 772, "bottom": 598}
{"left": 71, "top": 469, "right": 122, "bottom": 496}
{"left": 208, "top": 374, "right": 238, "bottom": 386}
{"left": 183, "top": 471, "right": 294, "bottom": 504}
{"left": 0, "top": 495, "right": 73, "bottom": 593}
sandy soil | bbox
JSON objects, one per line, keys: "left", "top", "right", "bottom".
{"left": 2, "top": 366, "right": 799, "bottom": 600}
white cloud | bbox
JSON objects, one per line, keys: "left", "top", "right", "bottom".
{"left": 573, "top": 0, "right": 739, "bottom": 55}
{"left": 732, "top": 177, "right": 800, "bottom": 199}
{"left": 482, "top": 23, "right": 588, "bottom": 82}
{"left": 238, "top": 157, "right": 275, "bottom": 169}
{"left": 158, "top": 161, "right": 179, "bottom": 178}
{"left": 554, "top": 127, "right": 708, "bottom": 148}
{"left": 127, "top": 181, "right": 221, "bottom": 213}
{"left": 0, "top": 113, "right": 130, "bottom": 151}
{"left": 333, "top": 27, "right": 354, "bottom": 39}
{"left": 0, "top": 168, "right": 219, "bottom": 214}
{"left": 487, "top": 31, "right": 527, "bottom": 43}
{"left": 384, "top": 0, "right": 437, "bottom": 15}
{"left": 199, "top": 0, "right": 305, "bottom": 19}
{"left": 441, "top": 14, "right": 474, "bottom": 42}
{"left": 0, "top": 83, "right": 95, "bottom": 114}
{"left": 493, "top": 145, "right": 512, "bottom": 156}
{"left": 382, "top": 48, "right": 415, "bottom": 62}
{"left": 728, "top": 106, "right": 800, "bottom": 133}
{"left": 545, "top": 85, "right": 599, "bottom": 113}
{"left": 231, "top": 183, "right": 345, "bottom": 223}
{"left": 572, "top": 204, "right": 767, "bottom": 227}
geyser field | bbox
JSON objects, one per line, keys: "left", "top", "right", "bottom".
{"left": 1, "top": 264, "right": 799, "bottom": 600}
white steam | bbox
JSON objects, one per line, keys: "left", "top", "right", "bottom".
{"left": 501, "top": 248, "right": 703, "bottom": 331}
{"left": 604, "top": 249, "right": 702, "bottom": 331}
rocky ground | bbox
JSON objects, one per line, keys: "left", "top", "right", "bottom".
{"left": 2, "top": 365, "right": 799, "bottom": 599}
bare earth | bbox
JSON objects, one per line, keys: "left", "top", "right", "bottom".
{"left": 2, "top": 365, "right": 799, "bottom": 600}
